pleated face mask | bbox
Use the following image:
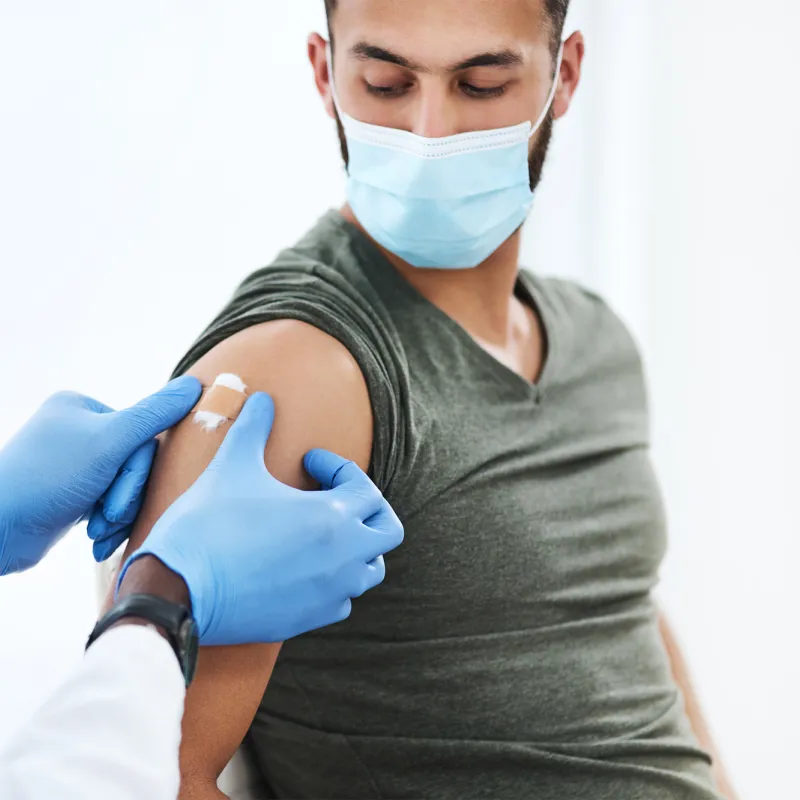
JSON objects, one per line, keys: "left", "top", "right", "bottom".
{"left": 328, "top": 43, "right": 563, "bottom": 270}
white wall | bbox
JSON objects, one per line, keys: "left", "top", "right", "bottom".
{"left": 646, "top": 4, "right": 800, "bottom": 797}
{"left": 532, "top": 3, "right": 799, "bottom": 798}
{"left": 0, "top": 3, "right": 795, "bottom": 798}
{"left": 0, "top": 0, "right": 336, "bottom": 745}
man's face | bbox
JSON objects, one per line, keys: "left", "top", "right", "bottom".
{"left": 311, "top": 0, "right": 583, "bottom": 191}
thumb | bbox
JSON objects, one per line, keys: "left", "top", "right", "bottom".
{"left": 111, "top": 376, "right": 203, "bottom": 454}
{"left": 304, "top": 450, "right": 381, "bottom": 520}
{"left": 303, "top": 450, "right": 382, "bottom": 516}
{"left": 211, "top": 392, "right": 276, "bottom": 469}
{"left": 303, "top": 449, "right": 363, "bottom": 490}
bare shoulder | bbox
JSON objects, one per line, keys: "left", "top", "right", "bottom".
{"left": 112, "top": 317, "right": 374, "bottom": 581}
{"left": 187, "top": 319, "right": 373, "bottom": 487}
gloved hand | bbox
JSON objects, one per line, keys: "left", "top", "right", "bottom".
{"left": 0, "top": 376, "right": 202, "bottom": 576}
{"left": 117, "top": 392, "right": 404, "bottom": 646}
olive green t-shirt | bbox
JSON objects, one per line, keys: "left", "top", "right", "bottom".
{"left": 172, "top": 211, "right": 719, "bottom": 800}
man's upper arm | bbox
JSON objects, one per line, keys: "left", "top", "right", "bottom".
{"left": 110, "top": 320, "right": 373, "bottom": 795}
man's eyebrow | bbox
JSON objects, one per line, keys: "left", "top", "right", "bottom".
{"left": 348, "top": 43, "right": 525, "bottom": 74}
{"left": 450, "top": 50, "right": 526, "bottom": 72}
{"left": 350, "top": 42, "right": 428, "bottom": 72}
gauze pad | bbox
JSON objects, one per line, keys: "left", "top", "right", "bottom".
{"left": 193, "top": 373, "right": 248, "bottom": 432}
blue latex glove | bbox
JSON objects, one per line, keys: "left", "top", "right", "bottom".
{"left": 117, "top": 392, "right": 404, "bottom": 646}
{"left": 0, "top": 376, "right": 202, "bottom": 576}
{"left": 86, "top": 439, "right": 162, "bottom": 563}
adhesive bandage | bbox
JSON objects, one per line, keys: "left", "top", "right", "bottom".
{"left": 193, "top": 373, "right": 248, "bottom": 432}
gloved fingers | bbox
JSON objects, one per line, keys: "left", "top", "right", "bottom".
{"left": 361, "top": 556, "right": 387, "bottom": 594}
{"left": 299, "top": 599, "right": 353, "bottom": 638}
{"left": 333, "top": 557, "right": 386, "bottom": 600}
{"left": 87, "top": 499, "right": 113, "bottom": 541}
{"left": 77, "top": 394, "right": 116, "bottom": 415}
{"left": 210, "top": 393, "right": 275, "bottom": 473}
{"left": 347, "top": 556, "right": 386, "bottom": 600}
{"left": 304, "top": 450, "right": 383, "bottom": 520}
{"left": 92, "top": 525, "right": 132, "bottom": 563}
{"left": 88, "top": 512, "right": 128, "bottom": 554}
{"left": 87, "top": 495, "right": 133, "bottom": 558}
{"left": 364, "top": 500, "right": 405, "bottom": 544}
{"left": 304, "top": 449, "right": 362, "bottom": 490}
{"left": 109, "top": 376, "right": 203, "bottom": 459}
{"left": 102, "top": 440, "right": 157, "bottom": 523}
{"left": 350, "top": 520, "right": 404, "bottom": 564}
{"left": 332, "top": 598, "right": 353, "bottom": 624}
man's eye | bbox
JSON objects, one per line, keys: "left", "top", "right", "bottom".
{"left": 365, "top": 82, "right": 410, "bottom": 98}
{"left": 461, "top": 83, "right": 508, "bottom": 99}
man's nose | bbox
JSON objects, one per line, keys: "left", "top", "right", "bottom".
{"left": 411, "top": 86, "right": 459, "bottom": 139}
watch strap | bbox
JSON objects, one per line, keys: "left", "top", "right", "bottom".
{"left": 87, "top": 594, "right": 196, "bottom": 685}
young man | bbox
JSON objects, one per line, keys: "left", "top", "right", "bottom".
{"left": 116, "top": 1, "right": 736, "bottom": 797}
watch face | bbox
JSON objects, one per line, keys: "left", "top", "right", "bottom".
{"left": 178, "top": 616, "right": 200, "bottom": 686}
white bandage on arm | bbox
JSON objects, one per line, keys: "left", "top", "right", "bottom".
{"left": 193, "top": 373, "right": 249, "bottom": 432}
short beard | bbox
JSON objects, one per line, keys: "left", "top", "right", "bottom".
{"left": 335, "top": 109, "right": 555, "bottom": 193}
{"left": 527, "top": 109, "right": 554, "bottom": 192}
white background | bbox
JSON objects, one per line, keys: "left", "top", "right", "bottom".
{"left": 0, "top": 2, "right": 797, "bottom": 798}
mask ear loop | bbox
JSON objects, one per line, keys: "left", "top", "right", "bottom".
{"left": 529, "top": 40, "right": 565, "bottom": 138}
{"left": 326, "top": 43, "right": 346, "bottom": 119}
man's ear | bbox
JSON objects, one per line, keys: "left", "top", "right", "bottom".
{"left": 552, "top": 31, "right": 585, "bottom": 120}
{"left": 308, "top": 32, "right": 335, "bottom": 120}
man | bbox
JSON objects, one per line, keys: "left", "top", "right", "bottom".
{"left": 0, "top": 380, "right": 403, "bottom": 799}
{"left": 113, "top": 1, "right": 736, "bottom": 797}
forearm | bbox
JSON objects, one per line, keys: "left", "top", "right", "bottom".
{"left": 659, "top": 614, "right": 737, "bottom": 799}
{"left": 177, "top": 641, "right": 283, "bottom": 797}
{"left": 118, "top": 566, "right": 283, "bottom": 797}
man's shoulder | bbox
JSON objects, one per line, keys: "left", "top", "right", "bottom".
{"left": 183, "top": 319, "right": 374, "bottom": 487}
{"left": 172, "top": 214, "right": 410, "bottom": 493}
{"left": 524, "top": 271, "right": 619, "bottom": 319}
{"left": 522, "top": 271, "right": 648, "bottom": 400}
{"left": 263, "top": 208, "right": 372, "bottom": 283}
{"left": 524, "top": 271, "right": 642, "bottom": 353}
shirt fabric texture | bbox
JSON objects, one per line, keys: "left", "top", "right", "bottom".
{"left": 172, "top": 210, "right": 719, "bottom": 800}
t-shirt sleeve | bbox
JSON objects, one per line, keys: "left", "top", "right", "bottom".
{"left": 169, "top": 256, "right": 408, "bottom": 496}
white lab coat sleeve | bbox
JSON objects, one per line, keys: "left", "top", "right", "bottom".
{"left": 0, "top": 625, "right": 186, "bottom": 800}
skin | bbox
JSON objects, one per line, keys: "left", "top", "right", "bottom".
{"left": 111, "top": 1, "right": 734, "bottom": 796}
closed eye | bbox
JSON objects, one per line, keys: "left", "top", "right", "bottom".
{"left": 460, "top": 82, "right": 508, "bottom": 99}
{"left": 364, "top": 81, "right": 508, "bottom": 100}
{"left": 365, "top": 81, "right": 411, "bottom": 98}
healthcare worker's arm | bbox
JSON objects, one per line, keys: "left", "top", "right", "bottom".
{"left": 107, "top": 320, "right": 374, "bottom": 799}
{"left": 1, "top": 383, "right": 397, "bottom": 800}
{"left": 0, "top": 559, "right": 189, "bottom": 800}
{"left": 659, "top": 614, "right": 739, "bottom": 800}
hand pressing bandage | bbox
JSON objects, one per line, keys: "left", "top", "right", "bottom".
{"left": 87, "top": 375, "right": 243, "bottom": 562}
{"left": 193, "top": 374, "right": 249, "bottom": 432}
{"left": 118, "top": 391, "right": 405, "bottom": 645}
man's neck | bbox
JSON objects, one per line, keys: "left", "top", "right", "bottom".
{"left": 340, "top": 205, "right": 524, "bottom": 348}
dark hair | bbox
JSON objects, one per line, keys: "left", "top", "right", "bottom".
{"left": 325, "top": 0, "right": 570, "bottom": 54}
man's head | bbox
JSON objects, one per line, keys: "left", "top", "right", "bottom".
{"left": 325, "top": 0, "right": 572, "bottom": 58}
{"left": 311, "top": 0, "right": 584, "bottom": 191}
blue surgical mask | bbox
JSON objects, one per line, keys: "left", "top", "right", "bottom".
{"left": 328, "top": 44, "right": 563, "bottom": 270}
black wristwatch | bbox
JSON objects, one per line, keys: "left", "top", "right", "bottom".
{"left": 87, "top": 594, "right": 199, "bottom": 687}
